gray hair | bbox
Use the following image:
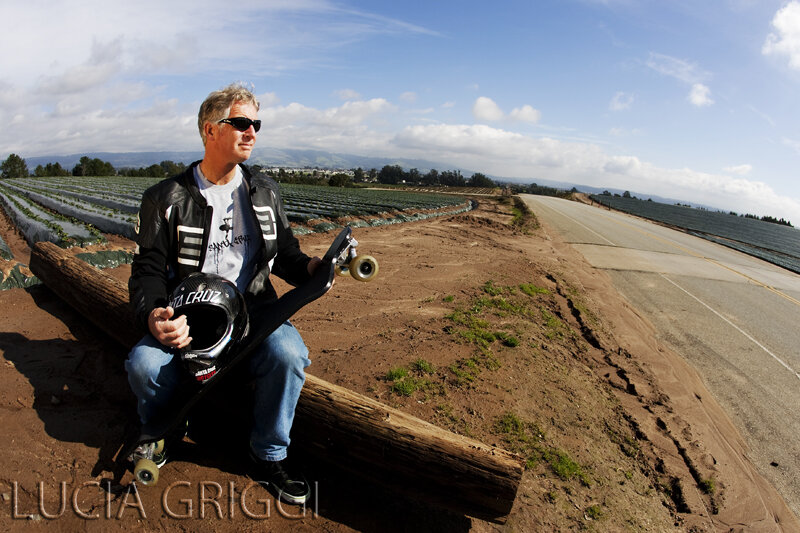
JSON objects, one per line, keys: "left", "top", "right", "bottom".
{"left": 197, "top": 83, "right": 260, "bottom": 145}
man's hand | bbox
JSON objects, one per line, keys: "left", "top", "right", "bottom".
{"left": 147, "top": 306, "right": 192, "bottom": 349}
{"left": 307, "top": 256, "right": 336, "bottom": 291}
{"left": 307, "top": 256, "right": 323, "bottom": 276}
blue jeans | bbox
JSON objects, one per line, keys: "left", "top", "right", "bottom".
{"left": 125, "top": 320, "right": 310, "bottom": 462}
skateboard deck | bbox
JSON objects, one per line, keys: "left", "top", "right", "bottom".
{"left": 118, "top": 227, "right": 377, "bottom": 484}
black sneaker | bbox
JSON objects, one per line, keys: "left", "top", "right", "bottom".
{"left": 249, "top": 450, "right": 310, "bottom": 505}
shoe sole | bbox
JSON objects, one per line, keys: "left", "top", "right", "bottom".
{"left": 248, "top": 451, "right": 310, "bottom": 505}
{"left": 273, "top": 487, "right": 309, "bottom": 506}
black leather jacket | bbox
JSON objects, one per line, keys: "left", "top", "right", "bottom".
{"left": 129, "top": 161, "right": 311, "bottom": 331}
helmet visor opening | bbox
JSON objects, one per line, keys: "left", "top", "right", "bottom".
{"left": 179, "top": 306, "right": 229, "bottom": 351}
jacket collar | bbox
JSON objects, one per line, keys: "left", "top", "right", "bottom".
{"left": 179, "top": 160, "right": 254, "bottom": 207}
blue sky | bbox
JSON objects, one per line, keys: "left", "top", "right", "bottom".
{"left": 2, "top": 0, "right": 800, "bottom": 222}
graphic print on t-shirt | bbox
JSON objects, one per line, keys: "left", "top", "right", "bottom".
{"left": 208, "top": 213, "right": 254, "bottom": 261}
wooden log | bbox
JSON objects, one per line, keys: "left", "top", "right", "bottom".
{"left": 294, "top": 377, "right": 523, "bottom": 522}
{"left": 29, "top": 241, "right": 524, "bottom": 522}
{"left": 29, "top": 242, "right": 144, "bottom": 347}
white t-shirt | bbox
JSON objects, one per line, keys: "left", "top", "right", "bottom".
{"left": 194, "top": 166, "right": 261, "bottom": 291}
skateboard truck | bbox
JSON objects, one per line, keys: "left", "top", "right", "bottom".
{"left": 130, "top": 439, "right": 165, "bottom": 486}
{"left": 328, "top": 230, "right": 379, "bottom": 282}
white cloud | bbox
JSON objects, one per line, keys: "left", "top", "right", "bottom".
{"left": 688, "top": 83, "right": 714, "bottom": 107}
{"left": 0, "top": 0, "right": 439, "bottom": 85}
{"left": 609, "top": 127, "right": 643, "bottom": 137}
{"left": 250, "top": 98, "right": 398, "bottom": 155}
{"left": 257, "top": 92, "right": 281, "bottom": 107}
{"left": 748, "top": 105, "right": 776, "bottom": 127}
{"left": 2, "top": 95, "right": 199, "bottom": 156}
{"left": 783, "top": 137, "right": 800, "bottom": 154}
{"left": 472, "top": 97, "right": 505, "bottom": 122}
{"left": 261, "top": 98, "right": 395, "bottom": 128}
{"left": 609, "top": 92, "right": 634, "bottom": 111}
{"left": 37, "top": 39, "right": 124, "bottom": 96}
{"left": 509, "top": 105, "right": 541, "bottom": 123}
{"left": 399, "top": 91, "right": 417, "bottom": 103}
{"left": 334, "top": 89, "right": 362, "bottom": 101}
{"left": 763, "top": 1, "right": 800, "bottom": 70}
{"left": 724, "top": 164, "right": 753, "bottom": 175}
{"left": 646, "top": 52, "right": 707, "bottom": 84}
{"left": 391, "top": 123, "right": 800, "bottom": 222}
{"left": 646, "top": 52, "right": 714, "bottom": 109}
{"left": 472, "top": 97, "right": 540, "bottom": 123}
{"left": 0, "top": 0, "right": 428, "bottom": 157}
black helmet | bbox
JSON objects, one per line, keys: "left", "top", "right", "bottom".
{"left": 168, "top": 272, "right": 249, "bottom": 383}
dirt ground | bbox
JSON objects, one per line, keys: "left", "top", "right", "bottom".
{"left": 0, "top": 197, "right": 797, "bottom": 532}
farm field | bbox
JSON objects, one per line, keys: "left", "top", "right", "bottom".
{"left": 590, "top": 194, "right": 800, "bottom": 274}
{"left": 0, "top": 175, "right": 472, "bottom": 289}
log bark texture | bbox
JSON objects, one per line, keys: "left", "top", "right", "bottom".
{"left": 29, "top": 242, "right": 145, "bottom": 347}
{"left": 30, "top": 241, "right": 524, "bottom": 522}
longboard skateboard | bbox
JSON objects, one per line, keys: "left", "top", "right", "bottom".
{"left": 118, "top": 227, "right": 377, "bottom": 485}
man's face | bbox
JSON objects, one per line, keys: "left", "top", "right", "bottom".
{"left": 212, "top": 100, "right": 258, "bottom": 164}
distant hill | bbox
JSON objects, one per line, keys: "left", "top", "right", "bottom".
{"left": 249, "top": 148, "right": 454, "bottom": 174}
{"left": 25, "top": 149, "right": 469, "bottom": 174}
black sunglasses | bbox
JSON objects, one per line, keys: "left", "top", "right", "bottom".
{"left": 218, "top": 117, "right": 261, "bottom": 132}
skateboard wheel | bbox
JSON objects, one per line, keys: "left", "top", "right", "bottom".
{"left": 349, "top": 255, "right": 378, "bottom": 282}
{"left": 134, "top": 458, "right": 159, "bottom": 486}
{"left": 152, "top": 439, "right": 165, "bottom": 455}
{"left": 334, "top": 264, "right": 350, "bottom": 277}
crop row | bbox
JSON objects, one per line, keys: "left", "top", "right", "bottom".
{"left": 2, "top": 181, "right": 136, "bottom": 238}
{"left": 279, "top": 184, "right": 466, "bottom": 221}
{"left": 0, "top": 175, "right": 471, "bottom": 254}
{"left": 0, "top": 183, "right": 105, "bottom": 248}
{"left": 0, "top": 232, "right": 11, "bottom": 260}
{"left": 590, "top": 195, "right": 800, "bottom": 274}
{"left": 14, "top": 177, "right": 141, "bottom": 211}
{"left": 4, "top": 176, "right": 468, "bottom": 227}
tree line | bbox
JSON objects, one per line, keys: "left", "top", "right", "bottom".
{"left": 1, "top": 153, "right": 119, "bottom": 178}
{"left": 2, "top": 154, "right": 497, "bottom": 188}
{"left": 0, "top": 153, "right": 191, "bottom": 179}
{"left": 373, "top": 164, "right": 496, "bottom": 188}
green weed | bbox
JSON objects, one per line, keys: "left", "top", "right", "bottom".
{"left": 385, "top": 367, "right": 408, "bottom": 381}
{"left": 545, "top": 448, "right": 591, "bottom": 486}
{"left": 392, "top": 379, "right": 419, "bottom": 396}
{"left": 411, "top": 358, "right": 435, "bottom": 374}
{"left": 586, "top": 504, "right": 604, "bottom": 520}
{"left": 519, "top": 283, "right": 550, "bottom": 296}
{"left": 494, "top": 411, "right": 591, "bottom": 487}
{"left": 699, "top": 477, "right": 716, "bottom": 495}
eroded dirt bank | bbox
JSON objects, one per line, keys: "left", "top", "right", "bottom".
{"left": 0, "top": 197, "right": 795, "bottom": 531}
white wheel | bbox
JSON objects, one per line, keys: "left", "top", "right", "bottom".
{"left": 349, "top": 255, "right": 378, "bottom": 282}
{"left": 334, "top": 264, "right": 350, "bottom": 277}
{"left": 134, "top": 458, "right": 159, "bottom": 486}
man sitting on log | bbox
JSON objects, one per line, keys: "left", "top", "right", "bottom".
{"left": 125, "top": 82, "right": 323, "bottom": 505}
